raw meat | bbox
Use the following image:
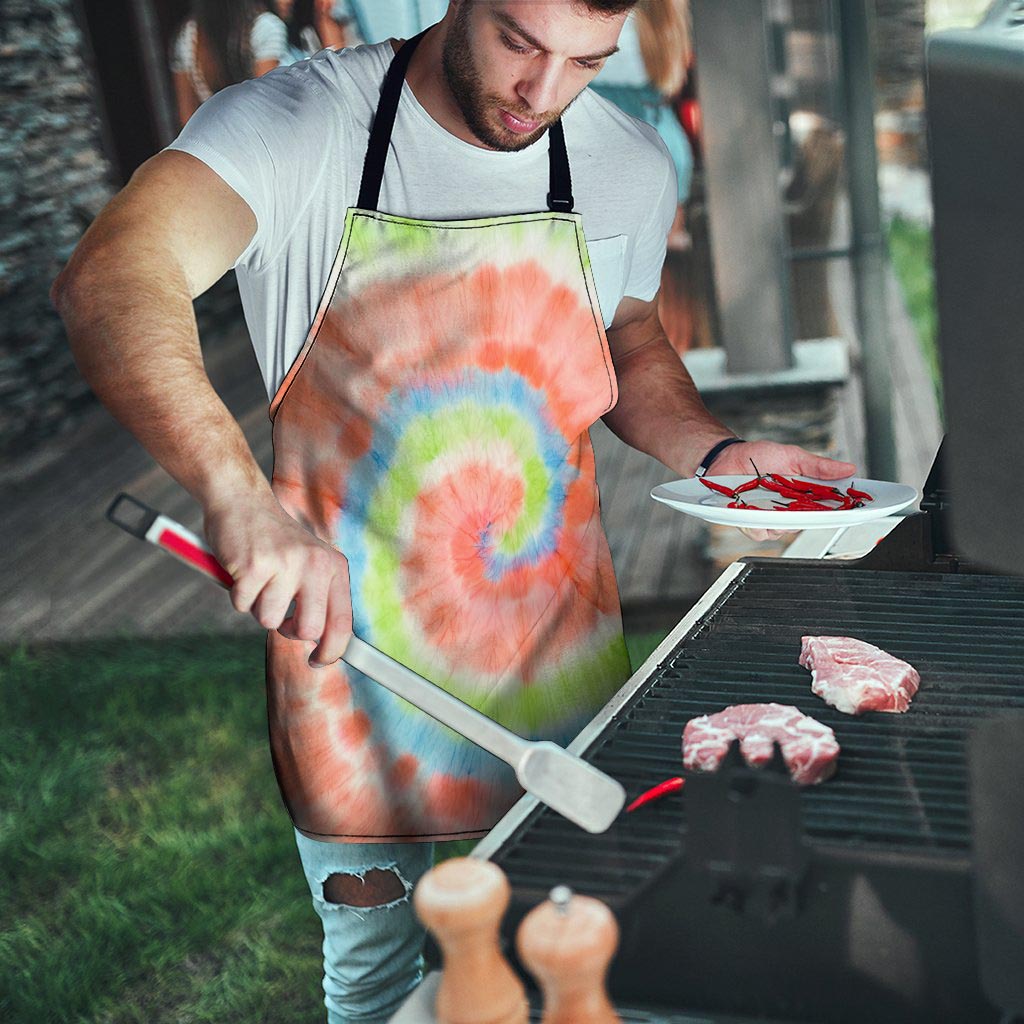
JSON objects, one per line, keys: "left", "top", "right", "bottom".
{"left": 682, "top": 703, "right": 840, "bottom": 785}
{"left": 799, "top": 636, "right": 920, "bottom": 716}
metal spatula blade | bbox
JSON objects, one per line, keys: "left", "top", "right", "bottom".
{"left": 107, "top": 493, "right": 627, "bottom": 834}
{"left": 516, "top": 742, "right": 626, "bottom": 834}
{"left": 343, "top": 636, "right": 626, "bottom": 834}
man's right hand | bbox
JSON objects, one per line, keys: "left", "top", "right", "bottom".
{"left": 204, "top": 492, "right": 352, "bottom": 667}
{"left": 50, "top": 150, "right": 355, "bottom": 666}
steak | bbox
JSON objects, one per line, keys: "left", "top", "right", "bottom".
{"left": 682, "top": 703, "right": 840, "bottom": 785}
{"left": 799, "top": 636, "right": 920, "bottom": 716}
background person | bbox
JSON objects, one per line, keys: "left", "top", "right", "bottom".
{"left": 591, "top": 0, "right": 694, "bottom": 241}
{"left": 277, "top": 0, "right": 351, "bottom": 62}
{"left": 170, "top": 0, "right": 289, "bottom": 127}
{"left": 337, "top": 0, "right": 449, "bottom": 45}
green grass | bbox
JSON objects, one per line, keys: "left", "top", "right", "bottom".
{"left": 0, "top": 637, "right": 322, "bottom": 1023}
{"left": 887, "top": 215, "right": 942, "bottom": 407}
{"left": 1, "top": 629, "right": 667, "bottom": 1022}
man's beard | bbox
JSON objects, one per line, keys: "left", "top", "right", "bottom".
{"left": 441, "top": 4, "right": 559, "bottom": 151}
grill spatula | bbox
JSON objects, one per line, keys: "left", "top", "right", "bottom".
{"left": 106, "top": 493, "right": 626, "bottom": 834}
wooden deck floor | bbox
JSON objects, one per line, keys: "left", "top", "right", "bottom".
{"left": 1, "top": 328, "right": 273, "bottom": 643}
{"left": 1, "top": 248, "right": 940, "bottom": 644}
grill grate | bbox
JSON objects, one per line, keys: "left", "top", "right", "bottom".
{"left": 493, "top": 563, "right": 1024, "bottom": 903}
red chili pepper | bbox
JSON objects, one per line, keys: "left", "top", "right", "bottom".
{"left": 847, "top": 485, "right": 873, "bottom": 501}
{"left": 733, "top": 500, "right": 778, "bottom": 510}
{"left": 772, "top": 473, "right": 844, "bottom": 498}
{"left": 734, "top": 478, "right": 762, "bottom": 494}
{"left": 758, "top": 478, "right": 802, "bottom": 497}
{"left": 626, "top": 776, "right": 685, "bottom": 813}
{"left": 768, "top": 473, "right": 815, "bottom": 494}
{"left": 761, "top": 479, "right": 825, "bottom": 502}
{"left": 728, "top": 499, "right": 773, "bottom": 509}
{"left": 699, "top": 477, "right": 737, "bottom": 498}
{"left": 775, "top": 498, "right": 835, "bottom": 511}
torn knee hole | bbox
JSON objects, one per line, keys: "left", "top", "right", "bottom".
{"left": 322, "top": 869, "right": 407, "bottom": 908}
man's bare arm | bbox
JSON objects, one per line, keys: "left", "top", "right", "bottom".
{"left": 52, "top": 150, "right": 260, "bottom": 503}
{"left": 603, "top": 294, "right": 856, "bottom": 480}
{"left": 603, "top": 295, "right": 735, "bottom": 476}
{"left": 51, "top": 150, "right": 351, "bottom": 664}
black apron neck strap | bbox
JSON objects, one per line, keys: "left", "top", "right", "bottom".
{"left": 546, "top": 119, "right": 573, "bottom": 213}
{"left": 357, "top": 30, "right": 575, "bottom": 215}
{"left": 357, "top": 30, "right": 427, "bottom": 212}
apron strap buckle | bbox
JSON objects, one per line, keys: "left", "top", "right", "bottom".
{"left": 546, "top": 192, "right": 574, "bottom": 214}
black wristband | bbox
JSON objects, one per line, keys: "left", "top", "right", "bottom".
{"left": 695, "top": 437, "right": 745, "bottom": 478}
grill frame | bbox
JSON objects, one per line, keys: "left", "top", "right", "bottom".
{"left": 475, "top": 546, "right": 1024, "bottom": 1023}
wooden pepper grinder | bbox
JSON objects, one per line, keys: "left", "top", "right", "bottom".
{"left": 516, "top": 885, "right": 621, "bottom": 1024}
{"left": 413, "top": 857, "right": 528, "bottom": 1024}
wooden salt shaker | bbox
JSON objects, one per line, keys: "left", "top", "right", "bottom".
{"left": 413, "top": 857, "right": 528, "bottom": 1024}
{"left": 516, "top": 885, "right": 621, "bottom": 1024}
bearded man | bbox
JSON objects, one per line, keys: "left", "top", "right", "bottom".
{"left": 52, "top": 2, "right": 854, "bottom": 1020}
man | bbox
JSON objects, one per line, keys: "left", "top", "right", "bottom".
{"left": 52, "top": 2, "right": 855, "bottom": 1020}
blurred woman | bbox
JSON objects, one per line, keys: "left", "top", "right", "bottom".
{"left": 277, "top": 0, "right": 351, "bottom": 64}
{"left": 592, "top": 0, "right": 694, "bottom": 350}
{"left": 591, "top": 0, "right": 694, "bottom": 208}
{"left": 171, "top": 0, "right": 289, "bottom": 127}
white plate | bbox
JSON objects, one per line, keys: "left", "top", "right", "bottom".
{"left": 650, "top": 476, "right": 920, "bottom": 530}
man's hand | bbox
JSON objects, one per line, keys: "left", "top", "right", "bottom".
{"left": 592, "top": 292, "right": 859, "bottom": 546}
{"left": 49, "top": 151, "right": 355, "bottom": 663}
{"left": 204, "top": 493, "right": 352, "bottom": 667}
{"left": 708, "top": 440, "right": 857, "bottom": 542}
{"left": 709, "top": 439, "right": 855, "bottom": 481}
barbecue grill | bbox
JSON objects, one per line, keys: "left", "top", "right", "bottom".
{"left": 465, "top": 9, "right": 1024, "bottom": 1022}
{"left": 473, "top": 454, "right": 1023, "bottom": 1022}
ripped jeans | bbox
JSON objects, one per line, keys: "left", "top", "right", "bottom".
{"left": 294, "top": 828, "right": 437, "bottom": 1024}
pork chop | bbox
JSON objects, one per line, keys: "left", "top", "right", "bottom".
{"left": 682, "top": 703, "right": 840, "bottom": 785}
{"left": 799, "top": 635, "right": 920, "bottom": 716}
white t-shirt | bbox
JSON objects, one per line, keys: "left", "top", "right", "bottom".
{"left": 168, "top": 40, "right": 677, "bottom": 399}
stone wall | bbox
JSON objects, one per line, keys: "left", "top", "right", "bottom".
{"left": 0, "top": 0, "right": 116, "bottom": 460}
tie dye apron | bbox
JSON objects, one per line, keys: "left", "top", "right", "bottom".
{"left": 266, "top": 30, "right": 631, "bottom": 841}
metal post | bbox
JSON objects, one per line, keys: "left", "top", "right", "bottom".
{"left": 837, "top": 1, "right": 899, "bottom": 480}
{"left": 690, "top": 0, "right": 794, "bottom": 374}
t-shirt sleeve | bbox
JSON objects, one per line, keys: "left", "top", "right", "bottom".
{"left": 623, "top": 130, "right": 678, "bottom": 302}
{"left": 251, "top": 12, "right": 288, "bottom": 63}
{"left": 165, "top": 66, "right": 341, "bottom": 273}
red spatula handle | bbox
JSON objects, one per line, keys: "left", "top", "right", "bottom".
{"left": 105, "top": 494, "right": 627, "bottom": 832}
{"left": 106, "top": 493, "right": 234, "bottom": 589}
